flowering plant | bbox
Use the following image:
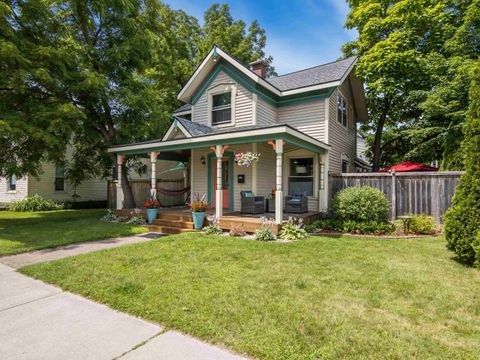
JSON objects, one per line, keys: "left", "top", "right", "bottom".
{"left": 234, "top": 152, "right": 260, "bottom": 167}
{"left": 143, "top": 197, "right": 160, "bottom": 209}
{"left": 271, "top": 188, "right": 276, "bottom": 198}
{"left": 189, "top": 193, "right": 210, "bottom": 212}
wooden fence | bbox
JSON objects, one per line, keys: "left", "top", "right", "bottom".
{"left": 329, "top": 172, "right": 464, "bottom": 222}
{"left": 108, "top": 179, "right": 187, "bottom": 209}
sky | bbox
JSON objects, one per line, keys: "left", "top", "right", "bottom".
{"left": 163, "top": 0, "right": 356, "bottom": 75}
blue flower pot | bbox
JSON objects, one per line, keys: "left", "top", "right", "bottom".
{"left": 192, "top": 211, "right": 206, "bottom": 230}
{"left": 146, "top": 208, "right": 158, "bottom": 224}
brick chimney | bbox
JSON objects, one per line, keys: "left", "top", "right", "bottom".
{"left": 249, "top": 59, "right": 268, "bottom": 79}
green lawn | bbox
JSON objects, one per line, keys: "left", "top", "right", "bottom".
{"left": 0, "top": 210, "right": 146, "bottom": 256}
{"left": 20, "top": 233, "right": 480, "bottom": 359}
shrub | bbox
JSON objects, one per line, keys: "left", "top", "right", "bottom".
{"left": 203, "top": 215, "right": 222, "bottom": 235}
{"left": 255, "top": 217, "right": 276, "bottom": 241}
{"left": 126, "top": 215, "right": 146, "bottom": 225}
{"left": 101, "top": 209, "right": 119, "bottom": 222}
{"left": 444, "top": 59, "right": 480, "bottom": 267}
{"left": 279, "top": 218, "right": 307, "bottom": 241}
{"left": 409, "top": 214, "right": 436, "bottom": 235}
{"left": 306, "top": 219, "right": 395, "bottom": 235}
{"left": 229, "top": 225, "right": 247, "bottom": 237}
{"left": 9, "top": 194, "right": 64, "bottom": 212}
{"left": 332, "top": 186, "right": 390, "bottom": 222}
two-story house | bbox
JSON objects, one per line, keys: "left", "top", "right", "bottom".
{"left": 109, "top": 46, "right": 367, "bottom": 228}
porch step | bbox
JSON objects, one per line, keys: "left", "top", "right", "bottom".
{"left": 153, "top": 219, "right": 195, "bottom": 229}
{"left": 157, "top": 213, "right": 193, "bottom": 222}
{"left": 145, "top": 225, "right": 196, "bottom": 234}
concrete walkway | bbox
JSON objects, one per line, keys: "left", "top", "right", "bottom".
{"left": 0, "top": 233, "right": 162, "bottom": 269}
{"left": 0, "top": 263, "right": 247, "bottom": 360}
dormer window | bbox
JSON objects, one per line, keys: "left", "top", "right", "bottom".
{"left": 212, "top": 92, "right": 231, "bottom": 125}
{"left": 337, "top": 94, "right": 347, "bottom": 127}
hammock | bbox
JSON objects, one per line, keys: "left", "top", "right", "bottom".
{"left": 156, "top": 186, "right": 190, "bottom": 197}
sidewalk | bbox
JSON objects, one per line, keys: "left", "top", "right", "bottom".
{"left": 0, "top": 237, "right": 248, "bottom": 359}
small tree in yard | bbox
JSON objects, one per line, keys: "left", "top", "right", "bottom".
{"left": 444, "top": 59, "right": 480, "bottom": 267}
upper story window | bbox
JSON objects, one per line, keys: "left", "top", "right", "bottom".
{"left": 337, "top": 94, "right": 348, "bottom": 127}
{"left": 211, "top": 92, "right": 231, "bottom": 125}
{"left": 55, "top": 165, "right": 65, "bottom": 191}
{"left": 7, "top": 175, "right": 16, "bottom": 191}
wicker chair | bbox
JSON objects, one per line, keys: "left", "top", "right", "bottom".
{"left": 285, "top": 193, "right": 308, "bottom": 213}
{"left": 240, "top": 191, "right": 265, "bottom": 214}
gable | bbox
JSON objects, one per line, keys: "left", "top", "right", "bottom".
{"left": 162, "top": 119, "right": 192, "bottom": 141}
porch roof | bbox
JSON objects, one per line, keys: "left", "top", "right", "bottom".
{"left": 108, "top": 122, "right": 330, "bottom": 156}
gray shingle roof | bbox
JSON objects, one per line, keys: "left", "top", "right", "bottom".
{"left": 267, "top": 56, "right": 357, "bottom": 91}
{"left": 175, "top": 117, "right": 215, "bottom": 136}
{"left": 173, "top": 103, "right": 192, "bottom": 113}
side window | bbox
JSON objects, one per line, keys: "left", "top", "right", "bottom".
{"left": 211, "top": 92, "right": 232, "bottom": 125}
{"left": 337, "top": 94, "right": 347, "bottom": 127}
{"left": 7, "top": 175, "right": 16, "bottom": 191}
{"left": 55, "top": 165, "right": 65, "bottom": 191}
{"left": 342, "top": 159, "right": 349, "bottom": 173}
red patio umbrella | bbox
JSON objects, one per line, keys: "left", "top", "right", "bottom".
{"left": 379, "top": 161, "right": 438, "bottom": 173}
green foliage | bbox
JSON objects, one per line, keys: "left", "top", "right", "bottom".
{"left": 126, "top": 215, "right": 146, "bottom": 225}
{"left": 9, "top": 194, "right": 64, "bottom": 212}
{"left": 101, "top": 209, "right": 119, "bottom": 223}
{"left": 305, "top": 219, "right": 395, "bottom": 236}
{"left": 254, "top": 227, "right": 276, "bottom": 242}
{"left": 444, "top": 58, "right": 480, "bottom": 267}
{"left": 279, "top": 218, "right": 307, "bottom": 241}
{"left": 409, "top": 214, "right": 437, "bottom": 235}
{"left": 203, "top": 224, "right": 222, "bottom": 235}
{"left": 333, "top": 186, "right": 390, "bottom": 222}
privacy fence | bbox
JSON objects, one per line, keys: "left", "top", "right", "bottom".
{"left": 329, "top": 171, "right": 464, "bottom": 222}
{"left": 108, "top": 179, "right": 187, "bottom": 209}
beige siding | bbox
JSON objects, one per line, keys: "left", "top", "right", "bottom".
{"left": 257, "top": 98, "right": 277, "bottom": 125}
{"left": 328, "top": 86, "right": 357, "bottom": 174}
{"left": 255, "top": 142, "right": 276, "bottom": 198}
{"left": 0, "top": 176, "right": 28, "bottom": 203}
{"left": 193, "top": 71, "right": 253, "bottom": 128}
{"left": 277, "top": 100, "right": 325, "bottom": 140}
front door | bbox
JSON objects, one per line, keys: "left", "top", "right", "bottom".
{"left": 212, "top": 158, "right": 230, "bottom": 209}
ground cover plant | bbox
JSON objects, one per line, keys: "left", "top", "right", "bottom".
{"left": 0, "top": 209, "right": 146, "bottom": 256}
{"left": 21, "top": 233, "right": 480, "bottom": 360}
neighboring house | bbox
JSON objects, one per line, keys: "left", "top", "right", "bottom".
{"left": 109, "top": 46, "right": 368, "bottom": 225}
{"left": 355, "top": 134, "right": 372, "bottom": 172}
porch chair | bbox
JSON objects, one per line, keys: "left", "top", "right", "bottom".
{"left": 285, "top": 192, "right": 308, "bottom": 213}
{"left": 240, "top": 191, "right": 265, "bottom": 214}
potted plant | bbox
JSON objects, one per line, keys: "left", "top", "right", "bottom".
{"left": 234, "top": 152, "right": 260, "bottom": 167}
{"left": 144, "top": 197, "right": 160, "bottom": 224}
{"left": 189, "top": 194, "right": 210, "bottom": 229}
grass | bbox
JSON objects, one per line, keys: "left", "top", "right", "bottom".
{"left": 0, "top": 209, "right": 147, "bottom": 256}
{"left": 20, "top": 233, "right": 480, "bottom": 359}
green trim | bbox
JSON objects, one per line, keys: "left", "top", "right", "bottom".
{"left": 116, "top": 131, "right": 327, "bottom": 156}
{"left": 207, "top": 151, "right": 234, "bottom": 211}
{"left": 191, "top": 60, "right": 335, "bottom": 108}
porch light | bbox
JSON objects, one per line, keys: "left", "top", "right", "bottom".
{"left": 201, "top": 156, "right": 206, "bottom": 165}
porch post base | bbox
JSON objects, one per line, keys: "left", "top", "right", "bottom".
{"left": 215, "top": 189, "right": 223, "bottom": 219}
{"left": 275, "top": 190, "right": 283, "bottom": 224}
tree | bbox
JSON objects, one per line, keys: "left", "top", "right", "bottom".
{"left": 196, "top": 3, "right": 275, "bottom": 75}
{"left": 343, "top": 0, "right": 462, "bottom": 170}
{"left": 444, "top": 58, "right": 480, "bottom": 267}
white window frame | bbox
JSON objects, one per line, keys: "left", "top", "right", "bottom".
{"left": 337, "top": 92, "right": 348, "bottom": 128}
{"left": 6, "top": 175, "right": 16, "bottom": 193}
{"left": 207, "top": 83, "right": 236, "bottom": 127}
{"left": 54, "top": 165, "right": 66, "bottom": 192}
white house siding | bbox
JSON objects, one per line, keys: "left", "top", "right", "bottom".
{"left": 328, "top": 85, "right": 357, "bottom": 174}
{"left": 28, "top": 161, "right": 107, "bottom": 202}
{"left": 0, "top": 176, "right": 28, "bottom": 203}
{"left": 255, "top": 142, "right": 276, "bottom": 198}
{"left": 256, "top": 98, "right": 277, "bottom": 125}
{"left": 191, "top": 144, "right": 253, "bottom": 212}
{"left": 277, "top": 99, "right": 325, "bottom": 140}
{"left": 193, "top": 71, "right": 253, "bottom": 128}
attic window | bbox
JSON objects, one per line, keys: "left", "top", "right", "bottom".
{"left": 337, "top": 94, "right": 347, "bottom": 127}
{"left": 211, "top": 92, "right": 231, "bottom": 125}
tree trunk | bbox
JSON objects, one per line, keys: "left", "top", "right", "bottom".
{"left": 121, "top": 164, "right": 136, "bottom": 208}
{"left": 372, "top": 97, "right": 390, "bottom": 171}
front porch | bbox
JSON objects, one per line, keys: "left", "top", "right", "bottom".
{"left": 109, "top": 123, "right": 331, "bottom": 228}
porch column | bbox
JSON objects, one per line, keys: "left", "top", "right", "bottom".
{"left": 150, "top": 152, "right": 158, "bottom": 198}
{"left": 116, "top": 154, "right": 124, "bottom": 210}
{"left": 319, "top": 151, "right": 329, "bottom": 212}
{"left": 275, "top": 139, "right": 284, "bottom": 224}
{"left": 215, "top": 145, "right": 223, "bottom": 219}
